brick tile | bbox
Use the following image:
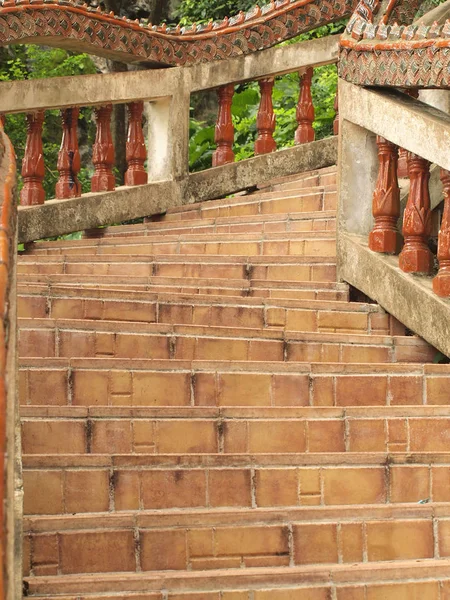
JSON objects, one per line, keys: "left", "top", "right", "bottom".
{"left": 223, "top": 421, "right": 248, "bottom": 453}
{"left": 65, "top": 470, "right": 110, "bottom": 513}
{"left": 389, "top": 376, "right": 423, "bottom": 405}
{"left": 308, "top": 420, "right": 345, "bottom": 452}
{"left": 409, "top": 418, "right": 450, "bottom": 451}
{"left": 311, "top": 377, "right": 334, "bottom": 406}
{"left": 341, "top": 523, "right": 363, "bottom": 563}
{"left": 254, "top": 590, "right": 330, "bottom": 600}
{"left": 114, "top": 470, "right": 140, "bottom": 511}
{"left": 390, "top": 466, "right": 430, "bottom": 503}
{"left": 22, "top": 420, "right": 86, "bottom": 454}
{"left": 215, "top": 526, "right": 288, "bottom": 556}
{"left": 336, "top": 376, "right": 387, "bottom": 406}
{"left": 255, "top": 469, "right": 298, "bottom": 507}
{"left": 28, "top": 369, "right": 67, "bottom": 406}
{"left": 31, "top": 534, "right": 59, "bottom": 576}
{"left": 209, "top": 470, "right": 252, "bottom": 507}
{"left": 133, "top": 372, "right": 191, "bottom": 406}
{"left": 427, "top": 377, "right": 450, "bottom": 404}
{"left": 156, "top": 421, "right": 218, "bottom": 453}
{"left": 218, "top": 374, "right": 271, "bottom": 406}
{"left": 318, "top": 312, "right": 367, "bottom": 333}
{"left": 366, "top": 520, "right": 433, "bottom": 561}
{"left": 141, "top": 470, "right": 206, "bottom": 509}
{"left": 188, "top": 529, "right": 213, "bottom": 558}
{"left": 272, "top": 375, "right": 309, "bottom": 406}
{"left": 323, "top": 468, "right": 386, "bottom": 505}
{"left": 367, "top": 582, "right": 440, "bottom": 600}
{"left": 348, "top": 419, "right": 386, "bottom": 452}
{"left": 337, "top": 587, "right": 365, "bottom": 600}
{"left": 73, "top": 370, "right": 109, "bottom": 406}
{"left": 285, "top": 309, "right": 317, "bottom": 332}
{"left": 432, "top": 467, "right": 450, "bottom": 502}
{"left": 141, "top": 530, "right": 187, "bottom": 571}
{"left": 293, "top": 523, "right": 338, "bottom": 564}
{"left": 193, "top": 373, "right": 217, "bottom": 406}
{"left": 91, "top": 420, "right": 132, "bottom": 454}
{"left": 248, "top": 421, "right": 306, "bottom": 453}
{"left": 59, "top": 531, "right": 135, "bottom": 574}
{"left": 23, "top": 470, "right": 63, "bottom": 515}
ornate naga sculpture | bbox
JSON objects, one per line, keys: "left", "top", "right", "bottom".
{"left": 0, "top": 0, "right": 359, "bottom": 66}
{"left": 340, "top": 0, "right": 450, "bottom": 88}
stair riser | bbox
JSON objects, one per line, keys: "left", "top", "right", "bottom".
{"left": 18, "top": 262, "right": 337, "bottom": 283}
{"left": 21, "top": 416, "right": 450, "bottom": 456}
{"left": 19, "top": 366, "right": 444, "bottom": 407}
{"left": 17, "top": 297, "right": 389, "bottom": 334}
{"left": 22, "top": 463, "right": 450, "bottom": 515}
{"left": 25, "top": 239, "right": 337, "bottom": 259}
{"left": 22, "top": 517, "right": 447, "bottom": 576}
{"left": 19, "top": 329, "right": 433, "bottom": 363}
{"left": 20, "top": 581, "right": 450, "bottom": 600}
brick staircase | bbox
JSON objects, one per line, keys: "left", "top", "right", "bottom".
{"left": 19, "top": 166, "right": 450, "bottom": 599}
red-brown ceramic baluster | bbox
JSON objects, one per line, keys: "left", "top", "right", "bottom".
{"left": 333, "top": 89, "right": 339, "bottom": 136}
{"left": 368, "top": 136, "right": 400, "bottom": 254}
{"left": 433, "top": 169, "right": 450, "bottom": 297}
{"left": 255, "top": 78, "right": 276, "bottom": 155}
{"left": 20, "top": 111, "right": 45, "bottom": 206}
{"left": 125, "top": 101, "right": 148, "bottom": 186}
{"left": 56, "top": 107, "right": 81, "bottom": 199}
{"left": 212, "top": 84, "right": 235, "bottom": 167}
{"left": 92, "top": 104, "right": 115, "bottom": 193}
{"left": 295, "top": 67, "right": 315, "bottom": 144}
{"left": 398, "top": 89, "right": 419, "bottom": 178}
{"left": 399, "top": 153, "right": 433, "bottom": 274}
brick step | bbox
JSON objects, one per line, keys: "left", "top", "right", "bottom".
{"left": 17, "top": 286, "right": 390, "bottom": 333}
{"left": 16, "top": 275, "right": 349, "bottom": 302}
{"left": 147, "top": 187, "right": 337, "bottom": 223}
{"left": 23, "top": 560, "right": 450, "bottom": 599}
{"left": 22, "top": 451, "right": 450, "bottom": 513}
{"left": 19, "top": 318, "right": 433, "bottom": 363}
{"left": 17, "top": 254, "right": 337, "bottom": 282}
{"left": 92, "top": 210, "right": 336, "bottom": 239}
{"left": 23, "top": 231, "right": 337, "bottom": 259}
{"left": 22, "top": 504, "right": 450, "bottom": 577}
{"left": 20, "top": 405, "right": 450, "bottom": 457}
{"left": 19, "top": 358, "right": 449, "bottom": 407}
{"left": 257, "top": 165, "right": 337, "bottom": 190}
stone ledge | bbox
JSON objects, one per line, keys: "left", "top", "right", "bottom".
{"left": 337, "top": 232, "right": 450, "bottom": 358}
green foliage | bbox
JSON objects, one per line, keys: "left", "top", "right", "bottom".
{"left": 174, "top": 0, "right": 256, "bottom": 25}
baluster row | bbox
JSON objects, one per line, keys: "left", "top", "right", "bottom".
{"left": 19, "top": 102, "right": 148, "bottom": 207}
{"left": 213, "top": 66, "right": 339, "bottom": 167}
{"left": 368, "top": 136, "right": 450, "bottom": 297}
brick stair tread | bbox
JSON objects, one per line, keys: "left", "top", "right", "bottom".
{"left": 26, "top": 230, "right": 336, "bottom": 251}
{"left": 94, "top": 210, "right": 336, "bottom": 238}
{"left": 23, "top": 503, "right": 450, "bottom": 532}
{"left": 18, "top": 318, "right": 433, "bottom": 363}
{"left": 22, "top": 560, "right": 450, "bottom": 597}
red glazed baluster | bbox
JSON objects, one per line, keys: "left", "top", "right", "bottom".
{"left": 125, "top": 101, "right": 148, "bottom": 186}
{"left": 92, "top": 104, "right": 115, "bottom": 193}
{"left": 295, "top": 67, "right": 315, "bottom": 144}
{"left": 398, "top": 89, "right": 419, "bottom": 178}
{"left": 20, "top": 111, "right": 46, "bottom": 206}
{"left": 56, "top": 107, "right": 81, "bottom": 199}
{"left": 399, "top": 153, "right": 433, "bottom": 274}
{"left": 368, "top": 136, "right": 400, "bottom": 254}
{"left": 333, "top": 89, "right": 339, "bottom": 136}
{"left": 212, "top": 84, "right": 235, "bottom": 167}
{"left": 433, "top": 169, "right": 450, "bottom": 297}
{"left": 255, "top": 78, "right": 276, "bottom": 155}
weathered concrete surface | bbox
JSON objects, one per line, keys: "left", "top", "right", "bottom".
{"left": 187, "top": 137, "right": 338, "bottom": 203}
{"left": 18, "top": 138, "right": 338, "bottom": 244}
{"left": 0, "top": 36, "right": 338, "bottom": 115}
{"left": 340, "top": 80, "right": 450, "bottom": 173}
{"left": 338, "top": 232, "right": 450, "bottom": 358}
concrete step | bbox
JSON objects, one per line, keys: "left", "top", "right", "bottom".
{"left": 19, "top": 358, "right": 450, "bottom": 408}
{"left": 22, "top": 504, "right": 450, "bottom": 576}
{"left": 21, "top": 451, "right": 450, "bottom": 514}
{"left": 145, "top": 186, "right": 337, "bottom": 222}
{"left": 23, "top": 231, "right": 337, "bottom": 258}
{"left": 17, "top": 254, "right": 338, "bottom": 283}
{"left": 20, "top": 405, "right": 450, "bottom": 457}
{"left": 90, "top": 210, "right": 336, "bottom": 239}
{"left": 23, "top": 560, "right": 450, "bottom": 598}
{"left": 17, "top": 285, "right": 392, "bottom": 333}
{"left": 18, "top": 319, "right": 433, "bottom": 363}
{"left": 16, "top": 275, "right": 349, "bottom": 302}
